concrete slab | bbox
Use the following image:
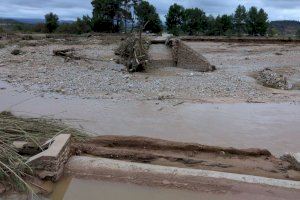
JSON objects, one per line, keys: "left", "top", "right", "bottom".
{"left": 27, "top": 134, "right": 70, "bottom": 162}
{"left": 66, "top": 156, "right": 300, "bottom": 190}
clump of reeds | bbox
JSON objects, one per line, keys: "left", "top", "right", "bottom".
{"left": 0, "top": 111, "right": 87, "bottom": 193}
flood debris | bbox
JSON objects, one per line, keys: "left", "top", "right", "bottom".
{"left": 11, "top": 49, "right": 23, "bottom": 55}
{"left": 53, "top": 48, "right": 79, "bottom": 62}
{"left": 281, "top": 153, "right": 300, "bottom": 171}
{"left": 27, "top": 134, "right": 71, "bottom": 181}
{"left": 115, "top": 34, "right": 150, "bottom": 73}
{"left": 257, "top": 68, "right": 290, "bottom": 90}
{"left": 0, "top": 111, "right": 86, "bottom": 194}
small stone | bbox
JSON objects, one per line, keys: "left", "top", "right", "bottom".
{"left": 11, "top": 49, "right": 23, "bottom": 55}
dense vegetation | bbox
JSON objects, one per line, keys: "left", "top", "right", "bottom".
{"left": 0, "top": 0, "right": 299, "bottom": 37}
{"left": 166, "top": 4, "right": 269, "bottom": 36}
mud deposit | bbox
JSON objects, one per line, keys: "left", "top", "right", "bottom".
{"left": 73, "top": 136, "right": 300, "bottom": 181}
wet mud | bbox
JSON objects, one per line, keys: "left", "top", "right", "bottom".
{"left": 73, "top": 136, "right": 300, "bottom": 181}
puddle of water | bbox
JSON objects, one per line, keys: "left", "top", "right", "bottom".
{"left": 62, "top": 179, "right": 203, "bottom": 200}
{"left": 57, "top": 178, "right": 298, "bottom": 200}
{"left": 50, "top": 176, "right": 72, "bottom": 200}
{"left": 1, "top": 81, "right": 300, "bottom": 156}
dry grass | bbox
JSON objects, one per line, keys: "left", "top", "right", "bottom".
{"left": 0, "top": 111, "right": 87, "bottom": 193}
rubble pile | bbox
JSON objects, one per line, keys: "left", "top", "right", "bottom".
{"left": 115, "top": 35, "right": 150, "bottom": 73}
{"left": 258, "top": 68, "right": 290, "bottom": 90}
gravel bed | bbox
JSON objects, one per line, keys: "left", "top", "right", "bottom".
{"left": 0, "top": 36, "right": 300, "bottom": 103}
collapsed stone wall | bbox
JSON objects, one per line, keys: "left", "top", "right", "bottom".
{"left": 170, "top": 39, "right": 215, "bottom": 72}
{"left": 27, "top": 134, "right": 71, "bottom": 181}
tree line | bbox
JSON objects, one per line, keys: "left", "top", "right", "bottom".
{"left": 166, "top": 4, "right": 269, "bottom": 36}
{"left": 34, "top": 1, "right": 270, "bottom": 37}
{"left": 38, "top": 0, "right": 162, "bottom": 34}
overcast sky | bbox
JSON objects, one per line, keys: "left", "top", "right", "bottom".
{"left": 0, "top": 0, "right": 299, "bottom": 21}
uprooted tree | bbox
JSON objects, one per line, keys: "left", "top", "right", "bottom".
{"left": 115, "top": 21, "right": 150, "bottom": 73}
{"left": 115, "top": 33, "right": 150, "bottom": 72}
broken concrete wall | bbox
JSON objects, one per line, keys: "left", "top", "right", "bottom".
{"left": 171, "top": 39, "right": 215, "bottom": 72}
{"left": 27, "top": 134, "right": 71, "bottom": 181}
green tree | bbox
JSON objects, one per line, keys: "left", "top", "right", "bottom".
{"left": 246, "top": 6, "right": 258, "bottom": 35}
{"left": 234, "top": 5, "right": 247, "bottom": 36}
{"left": 75, "top": 15, "right": 92, "bottom": 34}
{"left": 206, "top": 15, "right": 216, "bottom": 36}
{"left": 134, "top": 0, "right": 162, "bottom": 33}
{"left": 183, "top": 8, "right": 207, "bottom": 35}
{"left": 256, "top": 8, "right": 268, "bottom": 36}
{"left": 91, "top": 0, "right": 123, "bottom": 32}
{"left": 246, "top": 7, "right": 268, "bottom": 36}
{"left": 267, "top": 27, "right": 278, "bottom": 37}
{"left": 45, "top": 12, "right": 59, "bottom": 33}
{"left": 296, "top": 29, "right": 300, "bottom": 39}
{"left": 214, "top": 15, "right": 233, "bottom": 36}
{"left": 166, "top": 3, "right": 185, "bottom": 36}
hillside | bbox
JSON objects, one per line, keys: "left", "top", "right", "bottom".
{"left": 270, "top": 20, "right": 300, "bottom": 36}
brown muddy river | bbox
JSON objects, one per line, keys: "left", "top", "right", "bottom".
{"left": 52, "top": 177, "right": 296, "bottom": 200}
{"left": 0, "top": 81, "right": 300, "bottom": 156}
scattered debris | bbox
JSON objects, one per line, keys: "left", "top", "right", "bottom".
{"left": 257, "top": 68, "right": 290, "bottom": 90}
{"left": 115, "top": 34, "right": 150, "bottom": 73}
{"left": 53, "top": 48, "right": 78, "bottom": 61}
{"left": 27, "top": 134, "right": 71, "bottom": 181}
{"left": 281, "top": 153, "right": 300, "bottom": 171}
{"left": 157, "top": 92, "right": 174, "bottom": 100}
{"left": 0, "top": 111, "right": 86, "bottom": 193}
{"left": 11, "top": 49, "right": 23, "bottom": 55}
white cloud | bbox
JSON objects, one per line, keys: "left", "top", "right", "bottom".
{"left": 0, "top": 0, "right": 299, "bottom": 21}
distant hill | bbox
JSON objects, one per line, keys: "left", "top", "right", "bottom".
{"left": 0, "top": 18, "right": 24, "bottom": 30}
{"left": 11, "top": 18, "right": 74, "bottom": 24}
{"left": 270, "top": 20, "right": 300, "bottom": 36}
{"left": 12, "top": 18, "right": 45, "bottom": 24}
{"left": 0, "top": 18, "right": 74, "bottom": 25}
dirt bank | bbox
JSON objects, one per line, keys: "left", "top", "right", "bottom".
{"left": 72, "top": 136, "right": 300, "bottom": 181}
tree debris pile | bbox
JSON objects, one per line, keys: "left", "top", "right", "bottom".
{"left": 115, "top": 35, "right": 150, "bottom": 73}
{"left": 53, "top": 48, "right": 81, "bottom": 62}
{"left": 0, "top": 111, "right": 86, "bottom": 194}
{"left": 257, "top": 68, "right": 290, "bottom": 90}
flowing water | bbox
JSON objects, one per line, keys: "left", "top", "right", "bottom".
{"left": 0, "top": 81, "right": 300, "bottom": 156}
{"left": 1, "top": 81, "right": 300, "bottom": 199}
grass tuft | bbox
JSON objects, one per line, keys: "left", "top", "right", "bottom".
{"left": 0, "top": 111, "right": 87, "bottom": 193}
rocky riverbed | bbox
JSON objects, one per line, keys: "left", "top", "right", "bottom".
{"left": 0, "top": 34, "right": 300, "bottom": 103}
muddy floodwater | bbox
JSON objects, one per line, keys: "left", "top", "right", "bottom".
{"left": 50, "top": 177, "right": 298, "bottom": 200}
{"left": 0, "top": 81, "right": 300, "bottom": 156}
